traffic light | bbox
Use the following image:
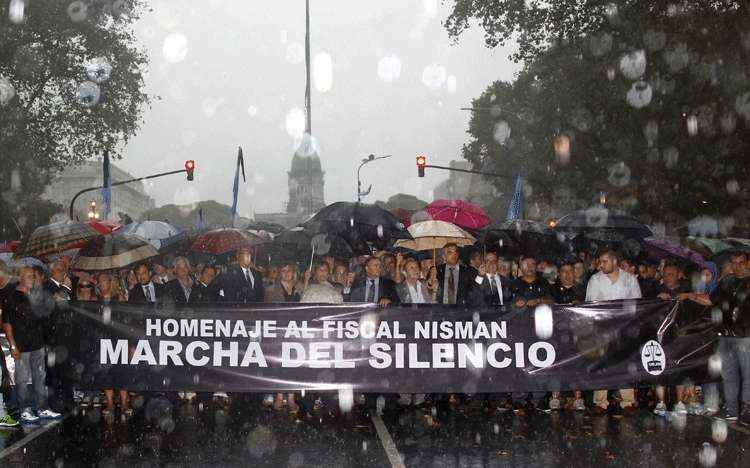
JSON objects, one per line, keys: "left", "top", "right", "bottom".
{"left": 416, "top": 155, "right": 427, "bottom": 177}
{"left": 185, "top": 160, "right": 195, "bottom": 181}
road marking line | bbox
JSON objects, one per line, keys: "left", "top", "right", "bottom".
{"left": 0, "top": 418, "right": 64, "bottom": 460}
{"left": 371, "top": 413, "right": 406, "bottom": 468}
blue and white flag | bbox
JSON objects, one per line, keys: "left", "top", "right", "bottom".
{"left": 230, "top": 146, "right": 246, "bottom": 228}
{"left": 102, "top": 151, "right": 112, "bottom": 221}
{"left": 506, "top": 175, "right": 524, "bottom": 220}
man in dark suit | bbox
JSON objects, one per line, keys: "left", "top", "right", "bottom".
{"left": 128, "top": 263, "right": 163, "bottom": 304}
{"left": 190, "top": 264, "right": 217, "bottom": 304}
{"left": 213, "top": 247, "right": 264, "bottom": 303}
{"left": 436, "top": 243, "right": 476, "bottom": 305}
{"left": 470, "top": 251, "right": 511, "bottom": 307}
{"left": 345, "top": 256, "right": 400, "bottom": 305}
{"left": 162, "top": 256, "right": 196, "bottom": 306}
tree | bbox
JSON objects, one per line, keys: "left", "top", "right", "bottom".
{"left": 450, "top": 1, "right": 750, "bottom": 228}
{"left": 0, "top": 0, "right": 150, "bottom": 239}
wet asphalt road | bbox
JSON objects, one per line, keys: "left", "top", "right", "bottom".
{"left": 1, "top": 399, "right": 749, "bottom": 467}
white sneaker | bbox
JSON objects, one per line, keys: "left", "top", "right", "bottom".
{"left": 653, "top": 401, "right": 667, "bottom": 416}
{"left": 20, "top": 409, "right": 40, "bottom": 423}
{"left": 574, "top": 399, "right": 586, "bottom": 411}
{"left": 673, "top": 401, "right": 687, "bottom": 414}
{"left": 549, "top": 398, "right": 561, "bottom": 410}
{"left": 38, "top": 409, "right": 62, "bottom": 419}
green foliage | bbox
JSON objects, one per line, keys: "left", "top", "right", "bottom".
{"left": 142, "top": 200, "right": 252, "bottom": 231}
{"left": 451, "top": 1, "right": 750, "bottom": 224}
{"left": 0, "top": 0, "right": 150, "bottom": 238}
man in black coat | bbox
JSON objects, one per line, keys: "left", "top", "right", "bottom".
{"left": 470, "top": 251, "right": 511, "bottom": 307}
{"left": 128, "top": 263, "right": 164, "bottom": 304}
{"left": 345, "top": 256, "right": 400, "bottom": 305}
{"left": 213, "top": 247, "right": 265, "bottom": 303}
{"left": 190, "top": 264, "right": 217, "bottom": 304}
{"left": 436, "top": 243, "right": 476, "bottom": 305}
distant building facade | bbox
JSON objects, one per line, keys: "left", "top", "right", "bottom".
{"left": 43, "top": 160, "right": 155, "bottom": 221}
{"left": 256, "top": 135, "right": 326, "bottom": 228}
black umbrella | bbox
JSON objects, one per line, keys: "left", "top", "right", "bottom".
{"left": 554, "top": 208, "right": 653, "bottom": 242}
{"left": 710, "top": 246, "right": 750, "bottom": 269}
{"left": 72, "top": 233, "right": 159, "bottom": 271}
{"left": 302, "top": 202, "right": 411, "bottom": 251}
{"left": 264, "top": 227, "right": 355, "bottom": 265}
{"left": 480, "top": 219, "right": 561, "bottom": 258}
{"left": 243, "top": 221, "right": 286, "bottom": 235}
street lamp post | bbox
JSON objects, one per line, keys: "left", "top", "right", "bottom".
{"left": 87, "top": 200, "right": 99, "bottom": 220}
{"left": 356, "top": 154, "right": 391, "bottom": 202}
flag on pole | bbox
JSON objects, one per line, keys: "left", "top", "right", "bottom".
{"left": 196, "top": 207, "right": 205, "bottom": 232}
{"left": 102, "top": 151, "right": 112, "bottom": 221}
{"left": 230, "top": 146, "right": 246, "bottom": 227}
{"left": 506, "top": 175, "right": 524, "bottom": 220}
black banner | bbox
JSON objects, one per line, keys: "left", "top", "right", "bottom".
{"left": 56, "top": 300, "right": 719, "bottom": 393}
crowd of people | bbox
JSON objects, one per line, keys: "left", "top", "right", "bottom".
{"left": 0, "top": 241, "right": 749, "bottom": 429}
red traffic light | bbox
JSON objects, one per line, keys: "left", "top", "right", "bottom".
{"left": 185, "top": 160, "right": 195, "bottom": 181}
{"left": 416, "top": 155, "right": 427, "bottom": 177}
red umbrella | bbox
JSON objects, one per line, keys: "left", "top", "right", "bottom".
{"left": 425, "top": 199, "right": 491, "bottom": 230}
{"left": 190, "top": 228, "right": 267, "bottom": 255}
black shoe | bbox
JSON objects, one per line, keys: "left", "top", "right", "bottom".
{"left": 740, "top": 411, "right": 750, "bottom": 426}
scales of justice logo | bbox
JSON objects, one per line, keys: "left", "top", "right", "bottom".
{"left": 641, "top": 340, "right": 666, "bottom": 375}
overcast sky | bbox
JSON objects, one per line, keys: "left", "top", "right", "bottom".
{"left": 119, "top": 0, "right": 520, "bottom": 217}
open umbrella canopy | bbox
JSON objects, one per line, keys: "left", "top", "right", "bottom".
{"left": 480, "top": 219, "right": 558, "bottom": 257}
{"left": 425, "top": 199, "right": 491, "bottom": 230}
{"left": 190, "top": 228, "right": 266, "bottom": 255}
{"left": 16, "top": 220, "right": 118, "bottom": 260}
{"left": 303, "top": 201, "right": 410, "bottom": 251}
{"left": 0, "top": 240, "right": 20, "bottom": 253}
{"left": 121, "top": 221, "right": 184, "bottom": 250}
{"left": 682, "top": 236, "right": 734, "bottom": 259}
{"left": 643, "top": 237, "right": 709, "bottom": 270}
{"left": 394, "top": 220, "right": 476, "bottom": 251}
{"left": 73, "top": 233, "right": 158, "bottom": 271}
{"left": 555, "top": 207, "right": 653, "bottom": 241}
{"left": 243, "top": 221, "right": 286, "bottom": 235}
{"left": 265, "top": 227, "right": 355, "bottom": 263}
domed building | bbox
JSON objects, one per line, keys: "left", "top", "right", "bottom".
{"left": 287, "top": 133, "right": 325, "bottom": 215}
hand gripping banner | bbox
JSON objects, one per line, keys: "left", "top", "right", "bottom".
{"left": 53, "top": 300, "right": 720, "bottom": 393}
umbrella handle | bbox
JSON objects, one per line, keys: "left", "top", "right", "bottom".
{"left": 309, "top": 244, "right": 316, "bottom": 271}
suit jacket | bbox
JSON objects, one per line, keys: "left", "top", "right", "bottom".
{"left": 128, "top": 282, "right": 164, "bottom": 304}
{"left": 395, "top": 280, "right": 434, "bottom": 304}
{"left": 189, "top": 282, "right": 213, "bottom": 304}
{"left": 345, "top": 276, "right": 400, "bottom": 304}
{"left": 470, "top": 274, "right": 512, "bottom": 307}
{"left": 436, "top": 264, "right": 477, "bottom": 305}
{"left": 213, "top": 265, "right": 265, "bottom": 303}
{"left": 162, "top": 279, "right": 195, "bottom": 306}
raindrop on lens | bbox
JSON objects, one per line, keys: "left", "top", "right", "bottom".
{"left": 0, "top": 77, "right": 15, "bottom": 106}
{"left": 626, "top": 81, "right": 653, "bottom": 108}
{"left": 726, "top": 180, "right": 740, "bottom": 195}
{"left": 8, "top": 0, "right": 25, "bottom": 24}
{"left": 698, "top": 442, "right": 717, "bottom": 467}
{"left": 493, "top": 120, "right": 511, "bottom": 145}
{"left": 619, "top": 50, "right": 647, "bottom": 80}
{"left": 338, "top": 387, "right": 354, "bottom": 413}
{"left": 102, "top": 306, "right": 111, "bottom": 325}
{"left": 687, "top": 115, "right": 698, "bottom": 136}
{"left": 85, "top": 57, "right": 113, "bottom": 84}
{"left": 711, "top": 419, "right": 727, "bottom": 443}
{"left": 67, "top": 1, "right": 87, "bottom": 22}
{"left": 76, "top": 81, "right": 101, "bottom": 107}
{"left": 377, "top": 55, "right": 402, "bottom": 82}
{"left": 422, "top": 63, "right": 447, "bottom": 90}
{"left": 534, "top": 304, "right": 553, "bottom": 339}
{"left": 708, "top": 354, "right": 722, "bottom": 377}
{"left": 163, "top": 33, "right": 188, "bottom": 63}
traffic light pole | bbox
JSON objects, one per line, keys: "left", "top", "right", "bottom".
{"left": 68, "top": 168, "right": 188, "bottom": 221}
{"left": 421, "top": 164, "right": 514, "bottom": 181}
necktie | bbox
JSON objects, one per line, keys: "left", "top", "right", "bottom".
{"left": 488, "top": 275, "right": 495, "bottom": 295}
{"left": 144, "top": 285, "right": 152, "bottom": 302}
{"left": 447, "top": 267, "right": 456, "bottom": 305}
{"left": 366, "top": 279, "right": 373, "bottom": 302}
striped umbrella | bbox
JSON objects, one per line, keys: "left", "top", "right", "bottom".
{"left": 190, "top": 228, "right": 266, "bottom": 255}
{"left": 16, "top": 221, "right": 117, "bottom": 260}
{"left": 73, "top": 233, "right": 159, "bottom": 271}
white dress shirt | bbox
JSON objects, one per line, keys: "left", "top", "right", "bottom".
{"left": 241, "top": 267, "right": 255, "bottom": 288}
{"left": 585, "top": 269, "right": 642, "bottom": 302}
{"left": 406, "top": 281, "right": 426, "bottom": 304}
{"left": 475, "top": 273, "right": 504, "bottom": 305}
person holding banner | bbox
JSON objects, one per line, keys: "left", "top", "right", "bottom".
{"left": 128, "top": 263, "right": 164, "bottom": 304}
{"left": 163, "top": 257, "right": 195, "bottom": 305}
{"left": 586, "top": 248, "right": 642, "bottom": 415}
{"left": 436, "top": 243, "right": 476, "bottom": 306}
{"left": 471, "top": 251, "right": 511, "bottom": 307}
{"left": 345, "top": 256, "right": 399, "bottom": 305}
{"left": 213, "top": 247, "right": 264, "bottom": 303}
{"left": 395, "top": 258, "right": 433, "bottom": 304}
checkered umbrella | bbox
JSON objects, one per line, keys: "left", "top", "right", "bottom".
{"left": 190, "top": 228, "right": 267, "bottom": 255}
{"left": 16, "top": 220, "right": 118, "bottom": 260}
{"left": 73, "top": 233, "right": 159, "bottom": 271}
